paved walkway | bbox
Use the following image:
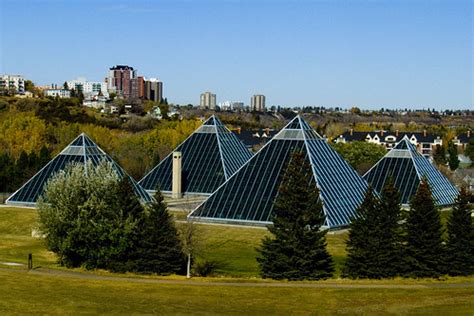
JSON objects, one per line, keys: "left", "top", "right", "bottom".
{"left": 2, "top": 267, "right": 473, "bottom": 289}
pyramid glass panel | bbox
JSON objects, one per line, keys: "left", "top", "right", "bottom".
{"left": 139, "top": 116, "right": 253, "bottom": 195}
{"left": 363, "top": 137, "right": 458, "bottom": 206}
{"left": 189, "top": 116, "right": 369, "bottom": 229}
{"left": 6, "top": 134, "right": 152, "bottom": 206}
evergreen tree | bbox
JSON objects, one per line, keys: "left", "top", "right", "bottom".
{"left": 14, "top": 151, "right": 30, "bottom": 189}
{"left": 345, "top": 179, "right": 403, "bottom": 279}
{"left": 403, "top": 179, "right": 444, "bottom": 277}
{"left": 445, "top": 187, "right": 474, "bottom": 276}
{"left": 38, "top": 145, "right": 51, "bottom": 168}
{"left": 26, "top": 151, "right": 38, "bottom": 179}
{"left": 433, "top": 144, "right": 446, "bottom": 165}
{"left": 125, "top": 190, "right": 186, "bottom": 274}
{"left": 448, "top": 141, "right": 460, "bottom": 171}
{"left": 343, "top": 186, "right": 380, "bottom": 278}
{"left": 106, "top": 177, "right": 145, "bottom": 271}
{"left": 0, "top": 153, "right": 13, "bottom": 192}
{"left": 377, "top": 178, "right": 404, "bottom": 277}
{"left": 257, "top": 151, "right": 334, "bottom": 280}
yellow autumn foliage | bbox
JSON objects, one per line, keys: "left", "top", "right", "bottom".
{"left": 0, "top": 113, "right": 48, "bottom": 159}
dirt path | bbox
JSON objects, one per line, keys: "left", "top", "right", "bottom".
{"left": 2, "top": 267, "right": 473, "bottom": 289}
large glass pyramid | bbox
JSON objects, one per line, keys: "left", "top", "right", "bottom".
{"left": 139, "top": 115, "right": 253, "bottom": 195}
{"left": 363, "top": 136, "right": 458, "bottom": 206}
{"left": 6, "top": 133, "right": 152, "bottom": 206}
{"left": 188, "top": 115, "right": 370, "bottom": 229}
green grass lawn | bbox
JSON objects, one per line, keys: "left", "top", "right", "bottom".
{"left": 1, "top": 269, "right": 473, "bottom": 315}
{"left": 0, "top": 207, "right": 348, "bottom": 277}
{"left": 0, "top": 207, "right": 55, "bottom": 268}
{"left": 1, "top": 206, "right": 474, "bottom": 314}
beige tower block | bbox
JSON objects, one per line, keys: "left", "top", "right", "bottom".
{"left": 172, "top": 151, "right": 182, "bottom": 199}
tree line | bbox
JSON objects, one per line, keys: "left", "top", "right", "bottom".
{"left": 0, "top": 146, "right": 50, "bottom": 193}
{"left": 37, "top": 154, "right": 472, "bottom": 279}
{"left": 258, "top": 152, "right": 473, "bottom": 280}
{"left": 0, "top": 97, "right": 201, "bottom": 183}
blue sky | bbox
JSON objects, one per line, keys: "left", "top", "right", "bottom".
{"left": 1, "top": 0, "right": 472, "bottom": 109}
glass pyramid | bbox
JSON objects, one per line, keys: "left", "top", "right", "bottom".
{"left": 6, "top": 133, "right": 152, "bottom": 206}
{"left": 139, "top": 115, "right": 253, "bottom": 195}
{"left": 363, "top": 136, "right": 458, "bottom": 206}
{"left": 188, "top": 115, "right": 370, "bottom": 229}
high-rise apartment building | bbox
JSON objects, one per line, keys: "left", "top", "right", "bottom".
{"left": 106, "top": 65, "right": 137, "bottom": 98}
{"left": 130, "top": 76, "right": 145, "bottom": 100}
{"left": 200, "top": 91, "right": 216, "bottom": 109}
{"left": 0, "top": 75, "right": 25, "bottom": 94}
{"left": 251, "top": 94, "right": 266, "bottom": 112}
{"left": 145, "top": 78, "right": 163, "bottom": 102}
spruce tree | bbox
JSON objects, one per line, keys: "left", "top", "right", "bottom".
{"left": 105, "top": 177, "right": 144, "bottom": 271}
{"left": 377, "top": 178, "right": 404, "bottom": 277}
{"left": 345, "top": 179, "right": 403, "bottom": 279}
{"left": 403, "top": 178, "right": 444, "bottom": 277}
{"left": 445, "top": 187, "right": 474, "bottom": 276}
{"left": 433, "top": 144, "right": 446, "bottom": 165}
{"left": 127, "top": 190, "right": 186, "bottom": 274}
{"left": 257, "top": 151, "right": 334, "bottom": 280}
{"left": 344, "top": 186, "right": 381, "bottom": 278}
{"left": 448, "top": 141, "right": 460, "bottom": 171}
{"left": 14, "top": 151, "right": 30, "bottom": 189}
{"left": 38, "top": 145, "right": 51, "bottom": 168}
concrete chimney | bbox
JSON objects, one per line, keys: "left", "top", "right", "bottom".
{"left": 396, "top": 130, "right": 399, "bottom": 137}
{"left": 350, "top": 129, "right": 353, "bottom": 136}
{"left": 423, "top": 129, "right": 427, "bottom": 137}
{"left": 468, "top": 130, "right": 471, "bottom": 138}
{"left": 172, "top": 151, "right": 182, "bottom": 199}
{"left": 237, "top": 127, "right": 241, "bottom": 134}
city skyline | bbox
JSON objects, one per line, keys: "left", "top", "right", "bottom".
{"left": 0, "top": 0, "right": 472, "bottom": 109}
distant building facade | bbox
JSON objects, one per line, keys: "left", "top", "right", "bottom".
{"left": 219, "top": 101, "right": 232, "bottom": 111}
{"left": 130, "top": 76, "right": 145, "bottom": 100}
{"left": 0, "top": 74, "right": 25, "bottom": 94}
{"left": 106, "top": 65, "right": 137, "bottom": 98}
{"left": 67, "top": 77, "right": 108, "bottom": 98}
{"left": 44, "top": 89, "right": 71, "bottom": 98}
{"left": 335, "top": 130, "right": 443, "bottom": 157}
{"left": 145, "top": 78, "right": 163, "bottom": 102}
{"left": 232, "top": 102, "right": 244, "bottom": 111}
{"left": 251, "top": 94, "right": 266, "bottom": 112}
{"left": 200, "top": 91, "right": 216, "bottom": 109}
{"left": 451, "top": 130, "right": 473, "bottom": 150}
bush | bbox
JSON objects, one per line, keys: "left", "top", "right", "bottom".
{"left": 38, "top": 160, "right": 186, "bottom": 275}
{"left": 193, "top": 259, "right": 220, "bottom": 277}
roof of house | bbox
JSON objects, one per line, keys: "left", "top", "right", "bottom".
{"left": 336, "top": 131, "right": 441, "bottom": 143}
{"left": 456, "top": 132, "right": 473, "bottom": 144}
{"left": 233, "top": 129, "right": 278, "bottom": 147}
